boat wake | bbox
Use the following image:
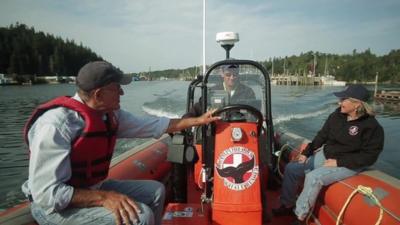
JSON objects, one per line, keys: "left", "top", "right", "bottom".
{"left": 142, "top": 97, "right": 185, "bottom": 118}
{"left": 273, "top": 107, "right": 332, "bottom": 125}
{"left": 142, "top": 105, "right": 181, "bottom": 118}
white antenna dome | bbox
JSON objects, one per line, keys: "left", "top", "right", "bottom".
{"left": 216, "top": 32, "right": 239, "bottom": 59}
{"left": 216, "top": 32, "right": 239, "bottom": 45}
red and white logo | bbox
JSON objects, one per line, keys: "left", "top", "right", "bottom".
{"left": 215, "top": 146, "right": 259, "bottom": 191}
{"left": 348, "top": 126, "right": 359, "bottom": 136}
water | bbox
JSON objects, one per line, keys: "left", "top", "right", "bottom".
{"left": 0, "top": 81, "right": 399, "bottom": 211}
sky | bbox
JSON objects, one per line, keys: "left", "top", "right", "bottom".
{"left": 1, "top": 0, "right": 400, "bottom": 73}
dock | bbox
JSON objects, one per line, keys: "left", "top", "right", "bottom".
{"left": 271, "top": 74, "right": 322, "bottom": 85}
{"left": 373, "top": 73, "right": 400, "bottom": 102}
{"left": 374, "top": 90, "right": 400, "bottom": 101}
{"left": 270, "top": 74, "right": 346, "bottom": 86}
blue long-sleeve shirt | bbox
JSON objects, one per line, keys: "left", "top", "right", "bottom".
{"left": 21, "top": 94, "right": 170, "bottom": 214}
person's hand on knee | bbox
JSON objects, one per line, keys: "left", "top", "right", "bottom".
{"left": 296, "top": 154, "right": 307, "bottom": 164}
{"left": 101, "top": 191, "right": 142, "bottom": 225}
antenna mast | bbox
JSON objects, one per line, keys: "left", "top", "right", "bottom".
{"left": 202, "top": 0, "right": 206, "bottom": 75}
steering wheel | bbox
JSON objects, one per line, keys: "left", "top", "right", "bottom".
{"left": 212, "top": 104, "right": 264, "bottom": 133}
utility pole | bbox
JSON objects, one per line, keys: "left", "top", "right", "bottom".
{"left": 283, "top": 58, "right": 287, "bottom": 75}
{"left": 324, "top": 56, "right": 328, "bottom": 76}
{"left": 313, "top": 53, "right": 317, "bottom": 77}
{"left": 148, "top": 66, "right": 152, "bottom": 81}
{"left": 374, "top": 72, "right": 379, "bottom": 97}
{"left": 271, "top": 58, "right": 274, "bottom": 77}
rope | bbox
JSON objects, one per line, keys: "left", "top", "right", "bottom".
{"left": 197, "top": 168, "right": 205, "bottom": 189}
{"left": 305, "top": 205, "right": 315, "bottom": 225}
{"left": 339, "top": 180, "right": 400, "bottom": 221}
{"left": 336, "top": 185, "right": 383, "bottom": 225}
{"left": 276, "top": 144, "right": 291, "bottom": 178}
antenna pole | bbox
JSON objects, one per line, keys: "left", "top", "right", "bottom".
{"left": 222, "top": 44, "right": 233, "bottom": 59}
{"left": 202, "top": 0, "right": 206, "bottom": 75}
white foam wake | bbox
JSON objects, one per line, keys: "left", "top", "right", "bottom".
{"left": 142, "top": 106, "right": 181, "bottom": 119}
{"left": 273, "top": 107, "right": 331, "bottom": 125}
{"left": 143, "top": 104, "right": 333, "bottom": 124}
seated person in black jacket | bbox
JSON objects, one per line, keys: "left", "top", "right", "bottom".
{"left": 272, "top": 84, "right": 384, "bottom": 225}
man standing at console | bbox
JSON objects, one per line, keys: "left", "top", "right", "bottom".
{"left": 185, "top": 63, "right": 256, "bottom": 117}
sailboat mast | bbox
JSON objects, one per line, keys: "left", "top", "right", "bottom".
{"left": 283, "top": 58, "right": 286, "bottom": 75}
{"left": 271, "top": 58, "right": 274, "bottom": 76}
{"left": 313, "top": 53, "right": 317, "bottom": 76}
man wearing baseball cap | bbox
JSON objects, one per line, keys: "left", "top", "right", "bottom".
{"left": 184, "top": 63, "right": 256, "bottom": 117}
{"left": 22, "top": 61, "right": 220, "bottom": 225}
{"left": 219, "top": 64, "right": 255, "bottom": 101}
{"left": 273, "top": 84, "right": 384, "bottom": 225}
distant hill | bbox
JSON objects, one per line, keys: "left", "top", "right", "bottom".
{"left": 0, "top": 23, "right": 103, "bottom": 76}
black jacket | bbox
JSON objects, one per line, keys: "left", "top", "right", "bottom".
{"left": 184, "top": 82, "right": 256, "bottom": 118}
{"left": 303, "top": 107, "right": 384, "bottom": 170}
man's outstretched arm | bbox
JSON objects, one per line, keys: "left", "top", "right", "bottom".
{"left": 166, "top": 109, "right": 220, "bottom": 133}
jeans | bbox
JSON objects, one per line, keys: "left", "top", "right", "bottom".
{"left": 280, "top": 148, "right": 359, "bottom": 220}
{"left": 31, "top": 179, "right": 165, "bottom": 225}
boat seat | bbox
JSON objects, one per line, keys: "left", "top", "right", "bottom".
{"left": 313, "top": 169, "right": 400, "bottom": 225}
{"left": 360, "top": 169, "right": 400, "bottom": 188}
{"left": 0, "top": 202, "right": 37, "bottom": 225}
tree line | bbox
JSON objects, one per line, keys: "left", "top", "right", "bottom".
{"left": 145, "top": 49, "right": 399, "bottom": 83}
{"left": 0, "top": 23, "right": 102, "bottom": 77}
{"left": 1, "top": 23, "right": 399, "bottom": 83}
{"left": 261, "top": 49, "right": 400, "bottom": 83}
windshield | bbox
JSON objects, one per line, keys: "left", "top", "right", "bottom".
{"left": 206, "top": 63, "right": 266, "bottom": 117}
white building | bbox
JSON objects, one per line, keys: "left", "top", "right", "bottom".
{"left": 0, "top": 74, "right": 16, "bottom": 85}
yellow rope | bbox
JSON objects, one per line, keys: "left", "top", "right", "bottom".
{"left": 336, "top": 185, "right": 384, "bottom": 225}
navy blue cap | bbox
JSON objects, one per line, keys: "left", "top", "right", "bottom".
{"left": 222, "top": 64, "right": 239, "bottom": 70}
{"left": 76, "top": 61, "right": 132, "bottom": 91}
{"left": 222, "top": 64, "right": 239, "bottom": 76}
{"left": 333, "top": 84, "right": 370, "bottom": 102}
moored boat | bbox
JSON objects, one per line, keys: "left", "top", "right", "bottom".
{"left": 320, "top": 75, "right": 346, "bottom": 86}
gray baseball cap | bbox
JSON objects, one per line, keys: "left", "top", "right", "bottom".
{"left": 76, "top": 61, "right": 132, "bottom": 91}
{"left": 222, "top": 63, "right": 239, "bottom": 70}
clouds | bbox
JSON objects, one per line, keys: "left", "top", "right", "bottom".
{"left": 0, "top": 0, "right": 399, "bottom": 73}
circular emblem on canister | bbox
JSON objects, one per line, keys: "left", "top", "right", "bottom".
{"left": 215, "top": 146, "right": 259, "bottom": 191}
